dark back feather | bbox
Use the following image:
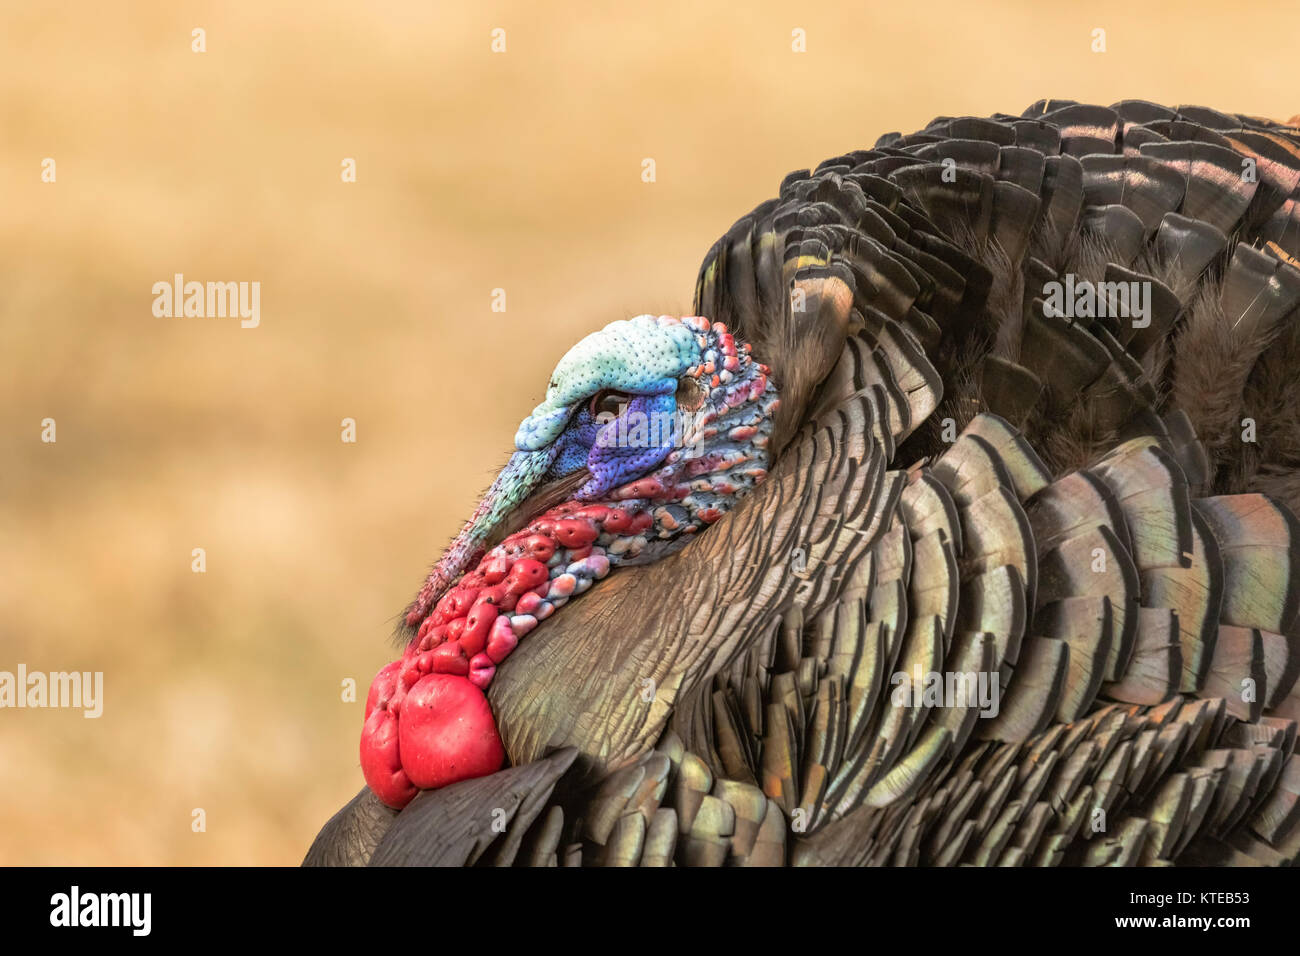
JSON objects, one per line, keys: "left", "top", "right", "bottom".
{"left": 310, "top": 101, "right": 1300, "bottom": 867}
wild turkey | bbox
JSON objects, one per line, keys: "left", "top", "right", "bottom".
{"left": 306, "top": 99, "right": 1300, "bottom": 867}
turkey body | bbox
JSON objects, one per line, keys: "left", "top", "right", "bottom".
{"left": 306, "top": 99, "right": 1300, "bottom": 867}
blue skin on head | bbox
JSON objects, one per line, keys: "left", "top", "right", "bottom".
{"left": 515, "top": 316, "right": 698, "bottom": 447}
{"left": 518, "top": 316, "right": 700, "bottom": 498}
{"left": 407, "top": 313, "right": 772, "bottom": 628}
{"left": 550, "top": 392, "right": 681, "bottom": 498}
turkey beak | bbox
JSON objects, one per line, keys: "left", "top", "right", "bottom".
{"left": 406, "top": 447, "right": 559, "bottom": 629}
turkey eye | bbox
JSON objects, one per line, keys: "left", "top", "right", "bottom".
{"left": 675, "top": 377, "right": 704, "bottom": 411}
{"left": 589, "top": 389, "right": 630, "bottom": 419}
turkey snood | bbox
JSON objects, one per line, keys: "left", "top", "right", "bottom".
{"left": 361, "top": 315, "right": 778, "bottom": 807}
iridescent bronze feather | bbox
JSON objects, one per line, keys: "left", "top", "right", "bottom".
{"left": 309, "top": 100, "right": 1300, "bottom": 867}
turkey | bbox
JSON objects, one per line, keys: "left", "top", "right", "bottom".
{"left": 306, "top": 99, "right": 1300, "bottom": 867}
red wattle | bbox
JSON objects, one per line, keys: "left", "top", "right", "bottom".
{"left": 361, "top": 500, "right": 650, "bottom": 807}
{"left": 360, "top": 706, "right": 417, "bottom": 809}
{"left": 365, "top": 659, "right": 401, "bottom": 721}
{"left": 461, "top": 603, "right": 497, "bottom": 656}
{"left": 397, "top": 674, "right": 504, "bottom": 790}
{"left": 468, "top": 653, "right": 495, "bottom": 689}
{"left": 429, "top": 640, "right": 470, "bottom": 675}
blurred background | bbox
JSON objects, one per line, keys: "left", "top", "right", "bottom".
{"left": 2, "top": 0, "right": 1296, "bottom": 864}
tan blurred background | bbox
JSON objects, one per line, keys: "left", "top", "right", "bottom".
{"left": 1, "top": 0, "right": 1295, "bottom": 864}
